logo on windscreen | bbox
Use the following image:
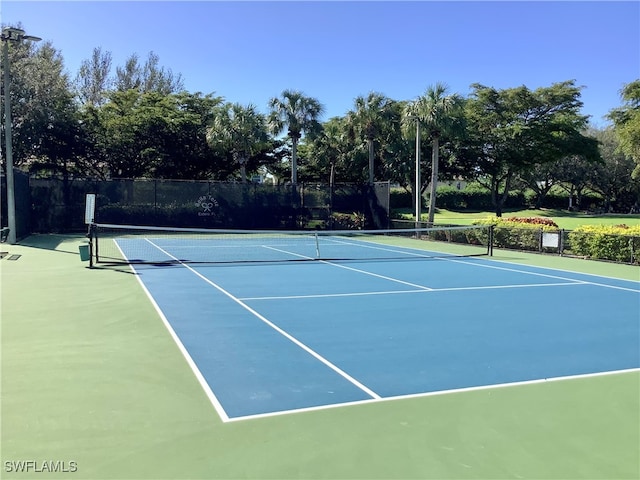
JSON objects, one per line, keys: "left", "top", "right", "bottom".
{"left": 196, "top": 195, "right": 219, "bottom": 216}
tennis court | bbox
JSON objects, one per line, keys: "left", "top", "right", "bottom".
{"left": 3, "top": 231, "right": 639, "bottom": 479}
{"left": 96, "top": 225, "right": 640, "bottom": 422}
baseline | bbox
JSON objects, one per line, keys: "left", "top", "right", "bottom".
{"left": 225, "top": 367, "right": 640, "bottom": 423}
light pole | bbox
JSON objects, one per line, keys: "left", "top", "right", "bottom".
{"left": 407, "top": 115, "right": 422, "bottom": 227}
{"left": 2, "top": 27, "right": 41, "bottom": 244}
{"left": 427, "top": 132, "right": 440, "bottom": 226}
{"left": 414, "top": 119, "right": 421, "bottom": 227}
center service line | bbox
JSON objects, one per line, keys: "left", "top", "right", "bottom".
{"left": 264, "top": 245, "right": 434, "bottom": 291}
{"left": 144, "top": 239, "right": 382, "bottom": 401}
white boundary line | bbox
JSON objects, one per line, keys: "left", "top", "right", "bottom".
{"left": 144, "top": 239, "right": 382, "bottom": 404}
{"left": 324, "top": 237, "right": 463, "bottom": 258}
{"left": 320, "top": 235, "right": 639, "bottom": 293}
{"left": 225, "top": 367, "right": 640, "bottom": 423}
{"left": 267, "top": 241, "right": 639, "bottom": 294}
{"left": 484, "top": 253, "right": 640, "bottom": 283}
{"left": 442, "top": 256, "right": 640, "bottom": 293}
{"left": 114, "top": 238, "right": 639, "bottom": 424}
{"left": 113, "top": 240, "right": 230, "bottom": 422}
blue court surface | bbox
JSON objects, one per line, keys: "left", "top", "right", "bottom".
{"left": 117, "top": 236, "right": 640, "bottom": 422}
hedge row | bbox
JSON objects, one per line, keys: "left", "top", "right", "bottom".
{"left": 567, "top": 225, "right": 640, "bottom": 264}
{"left": 390, "top": 186, "right": 605, "bottom": 211}
{"left": 472, "top": 216, "right": 560, "bottom": 252}
{"left": 469, "top": 216, "right": 640, "bottom": 263}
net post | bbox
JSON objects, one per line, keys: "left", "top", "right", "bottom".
{"left": 86, "top": 223, "right": 96, "bottom": 268}
{"left": 314, "top": 231, "right": 320, "bottom": 259}
{"left": 488, "top": 224, "right": 494, "bottom": 256}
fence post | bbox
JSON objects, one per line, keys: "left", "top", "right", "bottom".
{"left": 539, "top": 228, "right": 543, "bottom": 252}
{"left": 488, "top": 224, "right": 494, "bottom": 256}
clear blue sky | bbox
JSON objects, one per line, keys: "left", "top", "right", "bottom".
{"left": 2, "top": 1, "right": 639, "bottom": 126}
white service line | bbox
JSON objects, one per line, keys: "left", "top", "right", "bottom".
{"left": 263, "top": 245, "right": 434, "bottom": 291}
{"left": 323, "top": 237, "right": 639, "bottom": 293}
{"left": 144, "top": 238, "right": 382, "bottom": 402}
{"left": 325, "top": 237, "right": 443, "bottom": 258}
{"left": 239, "top": 281, "right": 585, "bottom": 301}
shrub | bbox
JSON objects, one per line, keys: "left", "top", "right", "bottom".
{"left": 473, "top": 216, "right": 559, "bottom": 230}
{"left": 567, "top": 224, "right": 640, "bottom": 263}
{"left": 433, "top": 186, "right": 469, "bottom": 210}
{"left": 431, "top": 186, "right": 528, "bottom": 211}
{"left": 330, "top": 212, "right": 367, "bottom": 230}
{"left": 473, "top": 216, "right": 560, "bottom": 252}
{"left": 390, "top": 189, "right": 426, "bottom": 210}
{"left": 547, "top": 192, "right": 605, "bottom": 210}
{"left": 504, "top": 216, "right": 559, "bottom": 228}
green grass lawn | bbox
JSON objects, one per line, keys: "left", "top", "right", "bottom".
{"left": 396, "top": 208, "right": 640, "bottom": 229}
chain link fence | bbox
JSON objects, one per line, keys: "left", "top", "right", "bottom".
{"left": 1, "top": 170, "right": 31, "bottom": 240}
{"left": 6, "top": 175, "right": 638, "bottom": 264}
{"left": 26, "top": 177, "right": 390, "bottom": 233}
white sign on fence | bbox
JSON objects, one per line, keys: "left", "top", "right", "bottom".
{"left": 542, "top": 232, "right": 559, "bottom": 249}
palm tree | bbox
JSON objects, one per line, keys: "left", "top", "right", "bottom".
{"left": 206, "top": 102, "right": 269, "bottom": 182}
{"left": 308, "top": 117, "right": 351, "bottom": 186}
{"left": 268, "top": 90, "right": 324, "bottom": 184}
{"left": 347, "top": 92, "right": 394, "bottom": 184}
{"left": 408, "top": 83, "right": 464, "bottom": 224}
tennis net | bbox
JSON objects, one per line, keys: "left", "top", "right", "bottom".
{"left": 88, "top": 223, "right": 493, "bottom": 266}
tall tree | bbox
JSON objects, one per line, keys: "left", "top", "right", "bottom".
{"left": 303, "top": 116, "right": 356, "bottom": 185}
{"left": 115, "top": 51, "right": 184, "bottom": 94}
{"left": 74, "top": 47, "right": 112, "bottom": 106}
{"left": 588, "top": 126, "right": 639, "bottom": 211}
{"left": 461, "top": 81, "right": 595, "bottom": 216}
{"left": 85, "top": 90, "right": 224, "bottom": 179}
{"left": 0, "top": 33, "right": 83, "bottom": 180}
{"left": 0, "top": 32, "right": 86, "bottom": 230}
{"left": 608, "top": 79, "right": 640, "bottom": 178}
{"left": 347, "top": 92, "right": 394, "bottom": 185}
{"left": 404, "top": 83, "right": 464, "bottom": 223}
{"left": 168, "top": 91, "right": 224, "bottom": 179}
{"left": 554, "top": 154, "right": 600, "bottom": 210}
{"left": 206, "top": 102, "right": 269, "bottom": 182}
{"left": 268, "top": 89, "right": 324, "bottom": 184}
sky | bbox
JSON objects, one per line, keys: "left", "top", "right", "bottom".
{"left": 2, "top": 1, "right": 639, "bottom": 126}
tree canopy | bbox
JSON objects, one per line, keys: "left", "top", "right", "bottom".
{"left": 2, "top": 23, "right": 639, "bottom": 214}
{"left": 458, "top": 81, "right": 600, "bottom": 215}
{"left": 608, "top": 80, "right": 640, "bottom": 178}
